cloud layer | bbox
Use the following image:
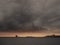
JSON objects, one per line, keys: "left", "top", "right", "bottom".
{"left": 0, "top": 0, "right": 60, "bottom": 31}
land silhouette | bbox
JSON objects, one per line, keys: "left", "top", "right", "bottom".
{"left": 0, "top": 35, "right": 60, "bottom": 45}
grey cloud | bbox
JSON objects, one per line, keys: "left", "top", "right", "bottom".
{"left": 0, "top": 0, "right": 60, "bottom": 31}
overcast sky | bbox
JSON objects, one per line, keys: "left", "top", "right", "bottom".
{"left": 0, "top": 0, "right": 60, "bottom": 34}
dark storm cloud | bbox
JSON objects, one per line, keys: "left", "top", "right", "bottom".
{"left": 0, "top": 0, "right": 60, "bottom": 31}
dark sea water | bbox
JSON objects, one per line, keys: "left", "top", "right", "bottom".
{"left": 0, "top": 37, "right": 60, "bottom": 45}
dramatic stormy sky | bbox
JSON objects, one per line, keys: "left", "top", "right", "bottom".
{"left": 0, "top": 0, "right": 60, "bottom": 33}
